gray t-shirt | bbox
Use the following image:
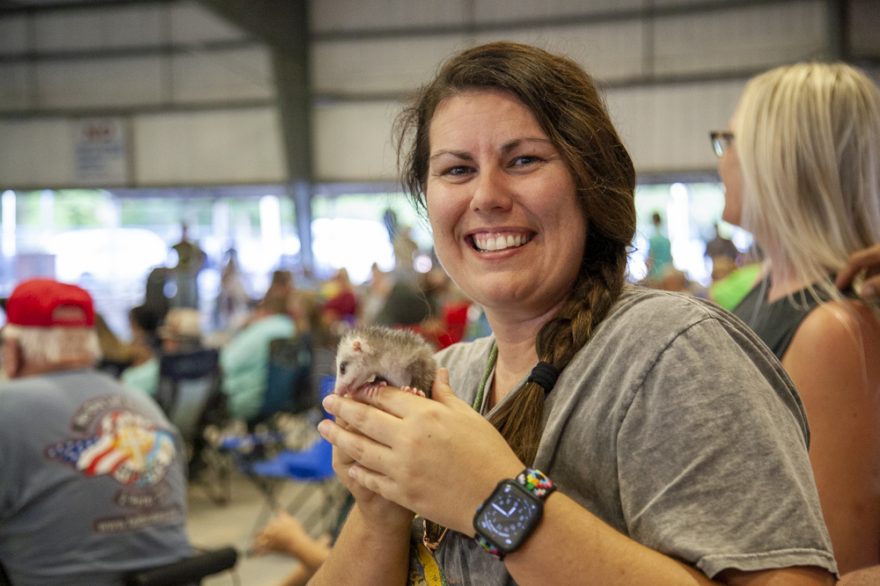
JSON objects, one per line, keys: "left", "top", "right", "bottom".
{"left": 0, "top": 369, "right": 192, "bottom": 586}
{"left": 422, "top": 286, "right": 836, "bottom": 584}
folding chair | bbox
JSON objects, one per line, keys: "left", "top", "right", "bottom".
{"left": 248, "top": 334, "right": 320, "bottom": 431}
{"left": 0, "top": 548, "right": 237, "bottom": 586}
{"left": 218, "top": 334, "right": 323, "bottom": 473}
{"left": 157, "top": 349, "right": 231, "bottom": 505}
{"left": 246, "top": 436, "right": 344, "bottom": 535}
{"left": 238, "top": 375, "right": 344, "bottom": 535}
{"left": 123, "top": 546, "right": 238, "bottom": 586}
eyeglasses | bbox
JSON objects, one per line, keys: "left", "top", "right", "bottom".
{"left": 709, "top": 131, "right": 734, "bottom": 157}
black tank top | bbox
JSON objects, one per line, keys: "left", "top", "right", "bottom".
{"left": 733, "top": 276, "right": 827, "bottom": 360}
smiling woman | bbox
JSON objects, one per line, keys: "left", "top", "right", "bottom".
{"left": 309, "top": 42, "right": 838, "bottom": 586}
{"left": 424, "top": 89, "right": 586, "bottom": 331}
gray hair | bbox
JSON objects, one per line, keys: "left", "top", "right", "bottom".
{"left": 3, "top": 325, "right": 102, "bottom": 365}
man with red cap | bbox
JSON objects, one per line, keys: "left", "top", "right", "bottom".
{"left": 0, "top": 278, "right": 192, "bottom": 585}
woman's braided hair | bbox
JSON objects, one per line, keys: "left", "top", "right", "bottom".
{"left": 395, "top": 42, "right": 637, "bottom": 464}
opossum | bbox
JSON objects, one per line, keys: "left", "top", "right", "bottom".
{"left": 333, "top": 326, "right": 436, "bottom": 398}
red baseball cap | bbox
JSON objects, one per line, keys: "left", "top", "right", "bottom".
{"left": 6, "top": 278, "right": 95, "bottom": 328}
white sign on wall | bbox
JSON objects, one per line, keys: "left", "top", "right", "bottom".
{"left": 72, "top": 118, "right": 129, "bottom": 186}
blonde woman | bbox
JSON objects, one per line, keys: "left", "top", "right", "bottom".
{"left": 715, "top": 62, "right": 880, "bottom": 574}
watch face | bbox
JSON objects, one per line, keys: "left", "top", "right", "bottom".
{"left": 474, "top": 480, "right": 543, "bottom": 553}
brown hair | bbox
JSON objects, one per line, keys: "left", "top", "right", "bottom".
{"left": 395, "top": 42, "right": 637, "bottom": 464}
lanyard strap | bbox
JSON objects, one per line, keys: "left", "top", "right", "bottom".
{"left": 471, "top": 342, "right": 498, "bottom": 412}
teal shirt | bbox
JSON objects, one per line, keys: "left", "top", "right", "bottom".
{"left": 648, "top": 232, "right": 673, "bottom": 279}
{"left": 121, "top": 357, "right": 159, "bottom": 397}
{"left": 220, "top": 314, "right": 295, "bottom": 421}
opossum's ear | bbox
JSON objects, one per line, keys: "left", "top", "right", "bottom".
{"left": 352, "top": 340, "right": 362, "bottom": 352}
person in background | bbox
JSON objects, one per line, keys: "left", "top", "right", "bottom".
{"left": 220, "top": 288, "right": 295, "bottom": 425}
{"left": 127, "top": 304, "right": 163, "bottom": 366}
{"left": 246, "top": 291, "right": 346, "bottom": 586}
{"left": 716, "top": 61, "right": 880, "bottom": 574}
{"left": 704, "top": 222, "right": 740, "bottom": 277}
{"left": 0, "top": 278, "right": 191, "bottom": 585}
{"left": 215, "top": 246, "right": 251, "bottom": 332}
{"left": 645, "top": 210, "right": 673, "bottom": 283}
{"left": 170, "top": 222, "right": 206, "bottom": 310}
{"left": 392, "top": 224, "right": 420, "bottom": 279}
{"left": 143, "top": 266, "right": 171, "bottom": 324}
{"left": 256, "top": 270, "right": 293, "bottom": 318}
{"left": 288, "top": 289, "right": 339, "bottom": 411}
{"left": 93, "top": 306, "right": 162, "bottom": 379}
{"left": 121, "top": 307, "right": 204, "bottom": 398}
{"left": 358, "top": 262, "right": 393, "bottom": 326}
{"left": 310, "top": 42, "right": 835, "bottom": 586}
{"left": 321, "top": 268, "right": 358, "bottom": 329}
{"left": 708, "top": 261, "right": 763, "bottom": 311}
{"left": 250, "top": 510, "right": 334, "bottom": 586}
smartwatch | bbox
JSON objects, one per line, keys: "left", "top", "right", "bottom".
{"left": 473, "top": 468, "right": 556, "bottom": 559}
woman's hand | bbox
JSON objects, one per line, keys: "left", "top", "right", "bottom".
{"left": 318, "top": 417, "right": 414, "bottom": 533}
{"left": 836, "top": 244, "right": 880, "bottom": 299}
{"left": 317, "top": 368, "right": 524, "bottom": 535}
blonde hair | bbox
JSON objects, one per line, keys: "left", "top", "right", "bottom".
{"left": 734, "top": 62, "right": 880, "bottom": 301}
{"left": 3, "top": 325, "right": 102, "bottom": 365}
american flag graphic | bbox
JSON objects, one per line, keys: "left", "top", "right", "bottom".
{"left": 46, "top": 409, "right": 177, "bottom": 487}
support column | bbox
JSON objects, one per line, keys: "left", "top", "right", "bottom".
{"left": 200, "top": 0, "right": 314, "bottom": 272}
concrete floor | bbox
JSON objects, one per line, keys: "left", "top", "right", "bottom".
{"left": 186, "top": 450, "right": 344, "bottom": 586}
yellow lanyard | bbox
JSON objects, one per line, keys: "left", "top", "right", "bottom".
{"left": 413, "top": 542, "right": 448, "bottom": 586}
{"left": 409, "top": 342, "right": 499, "bottom": 586}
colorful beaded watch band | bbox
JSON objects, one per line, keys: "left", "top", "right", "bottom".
{"left": 517, "top": 468, "right": 556, "bottom": 499}
{"left": 475, "top": 534, "right": 503, "bottom": 559}
{"left": 474, "top": 467, "right": 556, "bottom": 559}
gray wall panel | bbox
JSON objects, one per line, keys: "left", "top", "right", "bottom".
{"left": 0, "top": 63, "right": 32, "bottom": 111}
{"left": 473, "top": 21, "right": 645, "bottom": 82}
{"left": 0, "top": 118, "right": 78, "bottom": 187}
{"left": 608, "top": 80, "right": 744, "bottom": 173}
{"left": 0, "top": 0, "right": 854, "bottom": 187}
{"left": 133, "top": 107, "right": 285, "bottom": 185}
{"left": 473, "top": 0, "right": 642, "bottom": 22}
{"left": 312, "top": 0, "right": 469, "bottom": 32}
{"left": 170, "top": 1, "right": 247, "bottom": 44}
{"left": 313, "top": 101, "right": 401, "bottom": 182}
{"left": 312, "top": 36, "right": 468, "bottom": 94}
{"left": 654, "top": 1, "right": 828, "bottom": 75}
{"left": 172, "top": 46, "right": 275, "bottom": 103}
{"left": 36, "top": 57, "right": 165, "bottom": 109}
{"left": 33, "top": 5, "right": 165, "bottom": 51}
{"left": 0, "top": 15, "right": 28, "bottom": 54}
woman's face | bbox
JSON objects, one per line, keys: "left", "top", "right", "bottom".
{"left": 425, "top": 89, "right": 586, "bottom": 321}
{"left": 718, "top": 120, "right": 744, "bottom": 226}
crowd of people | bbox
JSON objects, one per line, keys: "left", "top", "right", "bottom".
{"left": 1, "top": 40, "right": 879, "bottom": 586}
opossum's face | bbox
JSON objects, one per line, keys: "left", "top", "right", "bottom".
{"left": 334, "top": 336, "right": 379, "bottom": 395}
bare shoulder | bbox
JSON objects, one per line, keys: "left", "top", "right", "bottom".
{"left": 784, "top": 299, "right": 880, "bottom": 401}
{"left": 791, "top": 299, "right": 880, "bottom": 360}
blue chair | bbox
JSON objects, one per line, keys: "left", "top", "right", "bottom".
{"left": 248, "top": 334, "right": 319, "bottom": 429}
{"left": 248, "top": 437, "right": 339, "bottom": 532}
{"left": 240, "top": 376, "right": 342, "bottom": 534}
